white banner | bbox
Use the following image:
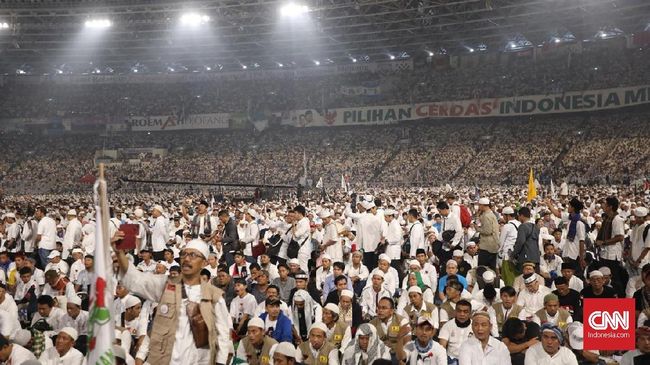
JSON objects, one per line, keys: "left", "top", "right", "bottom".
{"left": 126, "top": 113, "right": 229, "bottom": 131}
{"left": 285, "top": 85, "right": 650, "bottom": 127}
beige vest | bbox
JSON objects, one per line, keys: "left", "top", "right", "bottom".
{"left": 404, "top": 302, "right": 437, "bottom": 334}
{"left": 535, "top": 308, "right": 571, "bottom": 330}
{"left": 241, "top": 336, "right": 277, "bottom": 365}
{"left": 440, "top": 300, "right": 456, "bottom": 324}
{"left": 299, "top": 341, "right": 337, "bottom": 365}
{"left": 492, "top": 303, "right": 523, "bottom": 333}
{"left": 370, "top": 313, "right": 406, "bottom": 352}
{"left": 328, "top": 320, "right": 348, "bottom": 348}
{"left": 148, "top": 277, "right": 224, "bottom": 365}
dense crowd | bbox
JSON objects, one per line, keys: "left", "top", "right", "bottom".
{"left": 0, "top": 185, "right": 650, "bottom": 365}
{"left": 0, "top": 109, "right": 648, "bottom": 195}
{"left": 1, "top": 47, "right": 648, "bottom": 118}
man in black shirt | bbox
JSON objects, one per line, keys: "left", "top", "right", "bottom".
{"left": 633, "top": 264, "right": 650, "bottom": 318}
{"left": 581, "top": 269, "right": 617, "bottom": 299}
{"left": 552, "top": 277, "right": 582, "bottom": 322}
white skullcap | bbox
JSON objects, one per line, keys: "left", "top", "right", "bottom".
{"left": 134, "top": 208, "right": 144, "bottom": 218}
{"left": 67, "top": 209, "right": 77, "bottom": 216}
{"left": 68, "top": 295, "right": 82, "bottom": 306}
{"left": 309, "top": 322, "right": 329, "bottom": 334}
{"left": 152, "top": 205, "right": 164, "bottom": 214}
{"left": 318, "top": 210, "right": 332, "bottom": 219}
{"left": 247, "top": 209, "right": 258, "bottom": 219}
{"left": 323, "top": 303, "right": 340, "bottom": 315}
{"left": 378, "top": 254, "right": 391, "bottom": 263}
{"left": 589, "top": 270, "right": 604, "bottom": 278}
{"left": 59, "top": 327, "right": 78, "bottom": 341}
{"left": 446, "top": 259, "right": 458, "bottom": 267}
{"left": 183, "top": 239, "right": 210, "bottom": 259}
{"left": 409, "top": 260, "right": 421, "bottom": 268}
{"left": 634, "top": 207, "right": 648, "bottom": 217}
{"left": 13, "top": 329, "right": 32, "bottom": 346}
{"left": 321, "top": 253, "right": 332, "bottom": 262}
{"left": 478, "top": 198, "right": 490, "bottom": 205}
{"left": 482, "top": 271, "right": 496, "bottom": 283}
{"left": 523, "top": 273, "right": 538, "bottom": 284}
{"left": 383, "top": 209, "right": 397, "bottom": 216}
{"left": 47, "top": 250, "right": 61, "bottom": 259}
{"left": 123, "top": 295, "right": 141, "bottom": 309}
{"left": 248, "top": 317, "right": 265, "bottom": 329}
{"left": 466, "top": 241, "right": 477, "bottom": 247}
{"left": 340, "top": 290, "right": 353, "bottom": 299}
{"left": 288, "top": 258, "right": 300, "bottom": 265}
{"left": 274, "top": 342, "right": 296, "bottom": 358}
{"left": 72, "top": 248, "right": 84, "bottom": 254}
{"left": 598, "top": 267, "right": 611, "bottom": 276}
{"left": 452, "top": 250, "right": 464, "bottom": 257}
{"left": 408, "top": 286, "right": 422, "bottom": 295}
{"left": 502, "top": 207, "right": 515, "bottom": 215}
{"left": 372, "top": 270, "right": 385, "bottom": 279}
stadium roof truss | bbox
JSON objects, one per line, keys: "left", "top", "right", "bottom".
{"left": 0, "top": 0, "right": 648, "bottom": 73}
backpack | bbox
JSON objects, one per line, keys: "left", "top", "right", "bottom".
{"left": 287, "top": 234, "right": 310, "bottom": 259}
{"left": 459, "top": 204, "right": 472, "bottom": 228}
{"left": 644, "top": 224, "right": 650, "bottom": 242}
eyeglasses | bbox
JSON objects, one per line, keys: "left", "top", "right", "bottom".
{"left": 180, "top": 251, "right": 204, "bottom": 260}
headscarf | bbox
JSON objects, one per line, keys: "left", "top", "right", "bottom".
{"left": 351, "top": 323, "right": 390, "bottom": 363}
{"left": 292, "top": 289, "right": 316, "bottom": 334}
{"left": 413, "top": 272, "right": 427, "bottom": 292}
{"left": 567, "top": 212, "right": 581, "bottom": 241}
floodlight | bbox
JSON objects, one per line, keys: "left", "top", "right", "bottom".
{"left": 278, "top": 63, "right": 284, "bottom": 68}
{"left": 180, "top": 13, "right": 210, "bottom": 26}
{"left": 388, "top": 54, "right": 395, "bottom": 60}
{"left": 314, "top": 60, "right": 320, "bottom": 66}
{"left": 351, "top": 58, "right": 357, "bottom": 63}
{"left": 242, "top": 65, "right": 247, "bottom": 69}
{"left": 280, "top": 3, "right": 309, "bottom": 17}
{"left": 85, "top": 19, "right": 111, "bottom": 29}
{"left": 0, "top": 22, "right": 9, "bottom": 29}
{"left": 205, "top": 66, "right": 212, "bottom": 71}
{"left": 427, "top": 51, "right": 434, "bottom": 56}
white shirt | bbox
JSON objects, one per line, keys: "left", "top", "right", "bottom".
{"left": 346, "top": 263, "right": 369, "bottom": 282}
{"left": 540, "top": 255, "right": 563, "bottom": 276}
{"left": 45, "top": 260, "right": 70, "bottom": 276}
{"left": 120, "top": 263, "right": 231, "bottom": 364}
{"left": 323, "top": 222, "right": 343, "bottom": 261}
{"left": 315, "top": 266, "right": 333, "bottom": 291}
{"left": 383, "top": 219, "right": 403, "bottom": 260}
{"left": 62, "top": 218, "right": 82, "bottom": 259}
{"left": 366, "top": 268, "right": 399, "bottom": 295}
{"left": 559, "top": 213, "right": 586, "bottom": 260}
{"left": 69, "top": 259, "right": 85, "bottom": 283}
{"left": 499, "top": 220, "right": 520, "bottom": 260}
{"left": 631, "top": 221, "right": 650, "bottom": 265}
{"left": 516, "top": 286, "right": 552, "bottom": 319}
{"left": 39, "top": 346, "right": 86, "bottom": 365}
{"left": 408, "top": 221, "right": 426, "bottom": 258}
{"left": 241, "top": 221, "right": 260, "bottom": 256}
{"left": 440, "top": 213, "right": 464, "bottom": 247}
{"left": 524, "top": 342, "right": 578, "bottom": 365}
{"left": 458, "top": 336, "right": 512, "bottom": 365}
{"left": 60, "top": 310, "right": 89, "bottom": 335}
{"left": 600, "top": 214, "right": 625, "bottom": 261}
{"left": 230, "top": 293, "right": 258, "bottom": 324}
{"left": 402, "top": 340, "right": 447, "bottom": 365}
{"left": 7, "top": 344, "right": 37, "bottom": 364}
{"left": 359, "top": 212, "right": 383, "bottom": 252}
{"left": 438, "top": 319, "right": 473, "bottom": 359}
{"left": 294, "top": 217, "right": 312, "bottom": 272}
{"left": 151, "top": 215, "right": 169, "bottom": 252}
{"left": 37, "top": 216, "right": 58, "bottom": 250}
{"left": 136, "top": 260, "right": 157, "bottom": 273}
{"left": 360, "top": 286, "right": 392, "bottom": 317}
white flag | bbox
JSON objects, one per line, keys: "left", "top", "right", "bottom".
{"left": 87, "top": 171, "right": 115, "bottom": 365}
{"left": 316, "top": 177, "right": 323, "bottom": 189}
{"left": 341, "top": 175, "right": 347, "bottom": 192}
{"left": 550, "top": 179, "right": 556, "bottom": 198}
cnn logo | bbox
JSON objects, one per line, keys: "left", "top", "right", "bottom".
{"left": 587, "top": 311, "right": 629, "bottom": 331}
{"left": 583, "top": 298, "right": 635, "bottom": 350}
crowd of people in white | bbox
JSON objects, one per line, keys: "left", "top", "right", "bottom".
{"left": 0, "top": 184, "right": 649, "bottom": 365}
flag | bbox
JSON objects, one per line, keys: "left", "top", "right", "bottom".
{"left": 527, "top": 168, "right": 537, "bottom": 202}
{"left": 316, "top": 177, "right": 323, "bottom": 189}
{"left": 341, "top": 175, "right": 347, "bottom": 192}
{"left": 87, "top": 166, "right": 115, "bottom": 365}
{"left": 550, "top": 179, "right": 556, "bottom": 198}
{"left": 302, "top": 149, "right": 307, "bottom": 178}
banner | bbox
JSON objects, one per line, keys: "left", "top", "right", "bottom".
{"left": 285, "top": 84, "right": 650, "bottom": 127}
{"left": 340, "top": 81, "right": 381, "bottom": 96}
{"left": 126, "top": 113, "right": 229, "bottom": 131}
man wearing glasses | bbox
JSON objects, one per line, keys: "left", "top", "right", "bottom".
{"left": 114, "top": 238, "right": 231, "bottom": 365}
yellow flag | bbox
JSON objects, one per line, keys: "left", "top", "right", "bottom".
{"left": 527, "top": 168, "right": 537, "bottom": 202}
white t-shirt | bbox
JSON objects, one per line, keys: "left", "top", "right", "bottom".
{"left": 438, "top": 319, "right": 472, "bottom": 359}
{"left": 229, "top": 293, "right": 258, "bottom": 324}
{"left": 37, "top": 216, "right": 58, "bottom": 250}
{"left": 600, "top": 215, "right": 625, "bottom": 261}
{"left": 560, "top": 213, "right": 586, "bottom": 260}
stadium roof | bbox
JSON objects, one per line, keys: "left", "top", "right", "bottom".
{"left": 0, "top": 0, "right": 648, "bottom": 74}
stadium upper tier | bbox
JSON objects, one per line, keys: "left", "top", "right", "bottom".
{"left": 0, "top": 46, "right": 648, "bottom": 119}
{"left": 0, "top": 109, "right": 648, "bottom": 195}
